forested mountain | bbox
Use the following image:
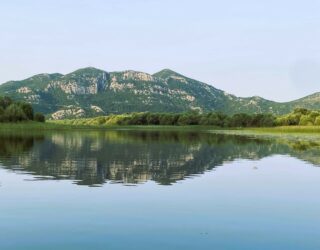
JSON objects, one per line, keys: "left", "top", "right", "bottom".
{"left": 0, "top": 67, "right": 319, "bottom": 119}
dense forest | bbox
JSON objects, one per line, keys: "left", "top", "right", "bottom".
{"left": 0, "top": 96, "right": 45, "bottom": 122}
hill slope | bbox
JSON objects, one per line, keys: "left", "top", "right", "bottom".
{"left": 0, "top": 67, "right": 318, "bottom": 119}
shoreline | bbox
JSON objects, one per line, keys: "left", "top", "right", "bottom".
{"left": 0, "top": 122, "right": 320, "bottom": 134}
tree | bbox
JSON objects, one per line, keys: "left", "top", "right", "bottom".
{"left": 4, "top": 104, "right": 27, "bottom": 122}
{"left": 159, "top": 113, "right": 179, "bottom": 125}
{"left": 314, "top": 117, "right": 320, "bottom": 126}
{"left": 34, "top": 113, "right": 46, "bottom": 122}
{"left": 299, "top": 115, "right": 314, "bottom": 126}
{"left": 19, "top": 103, "right": 34, "bottom": 120}
{"left": 228, "top": 113, "right": 252, "bottom": 127}
{"left": 146, "top": 113, "right": 160, "bottom": 125}
{"left": 287, "top": 114, "right": 300, "bottom": 125}
{"left": 177, "top": 113, "right": 200, "bottom": 125}
{"left": 293, "top": 108, "right": 309, "bottom": 115}
{"left": 0, "top": 96, "right": 46, "bottom": 123}
{"left": 0, "top": 96, "right": 12, "bottom": 109}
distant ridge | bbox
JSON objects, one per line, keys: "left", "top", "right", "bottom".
{"left": 0, "top": 67, "right": 319, "bottom": 119}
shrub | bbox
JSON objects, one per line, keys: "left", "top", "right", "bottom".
{"left": 34, "top": 113, "right": 46, "bottom": 123}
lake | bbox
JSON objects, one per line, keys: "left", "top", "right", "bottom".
{"left": 0, "top": 129, "right": 320, "bottom": 250}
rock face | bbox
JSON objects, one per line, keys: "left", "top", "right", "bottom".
{"left": 0, "top": 67, "right": 319, "bottom": 119}
{"left": 45, "top": 68, "right": 109, "bottom": 95}
{"left": 51, "top": 107, "right": 86, "bottom": 120}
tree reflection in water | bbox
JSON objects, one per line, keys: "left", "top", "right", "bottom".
{"left": 0, "top": 130, "right": 319, "bottom": 186}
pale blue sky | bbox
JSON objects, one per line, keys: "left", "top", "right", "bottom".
{"left": 0, "top": 0, "right": 319, "bottom": 101}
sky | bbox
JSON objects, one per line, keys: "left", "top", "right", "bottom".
{"left": 0, "top": 0, "right": 319, "bottom": 102}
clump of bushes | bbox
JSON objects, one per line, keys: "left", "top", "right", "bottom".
{"left": 276, "top": 108, "right": 320, "bottom": 126}
{"left": 0, "top": 96, "right": 45, "bottom": 123}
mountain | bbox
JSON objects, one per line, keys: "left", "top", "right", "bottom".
{"left": 0, "top": 67, "right": 319, "bottom": 119}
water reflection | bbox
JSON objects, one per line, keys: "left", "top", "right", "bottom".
{"left": 0, "top": 130, "right": 319, "bottom": 186}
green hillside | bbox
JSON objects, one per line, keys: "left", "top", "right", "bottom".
{"left": 0, "top": 67, "right": 319, "bottom": 119}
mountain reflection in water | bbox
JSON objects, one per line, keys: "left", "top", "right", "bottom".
{"left": 0, "top": 130, "right": 319, "bottom": 186}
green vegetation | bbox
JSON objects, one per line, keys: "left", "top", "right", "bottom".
{"left": 276, "top": 108, "right": 320, "bottom": 126}
{"left": 1, "top": 92, "right": 320, "bottom": 134}
{"left": 3, "top": 67, "right": 320, "bottom": 119}
{"left": 240, "top": 126, "right": 320, "bottom": 134}
{"left": 49, "top": 108, "right": 320, "bottom": 132}
{"left": 52, "top": 112, "right": 276, "bottom": 127}
{"left": 0, "top": 96, "right": 45, "bottom": 123}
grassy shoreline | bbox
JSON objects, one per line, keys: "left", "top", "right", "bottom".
{"left": 237, "top": 126, "right": 320, "bottom": 133}
{"left": 0, "top": 122, "right": 320, "bottom": 134}
{"left": 0, "top": 122, "right": 219, "bottom": 132}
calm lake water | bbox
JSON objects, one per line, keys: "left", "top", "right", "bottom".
{"left": 0, "top": 129, "right": 320, "bottom": 250}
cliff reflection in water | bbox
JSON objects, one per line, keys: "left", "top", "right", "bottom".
{"left": 0, "top": 130, "right": 319, "bottom": 186}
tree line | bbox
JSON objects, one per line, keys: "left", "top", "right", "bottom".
{"left": 62, "top": 111, "right": 276, "bottom": 127}
{"left": 116, "top": 112, "right": 276, "bottom": 127}
{"left": 0, "top": 97, "right": 45, "bottom": 122}
{"left": 86, "top": 109, "right": 320, "bottom": 127}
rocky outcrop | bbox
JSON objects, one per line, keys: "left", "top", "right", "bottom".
{"left": 45, "top": 71, "right": 109, "bottom": 95}
{"left": 51, "top": 107, "right": 86, "bottom": 119}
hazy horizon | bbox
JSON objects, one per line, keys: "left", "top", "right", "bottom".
{"left": 1, "top": 0, "right": 319, "bottom": 102}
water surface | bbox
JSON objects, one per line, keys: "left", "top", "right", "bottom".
{"left": 0, "top": 130, "right": 320, "bottom": 249}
